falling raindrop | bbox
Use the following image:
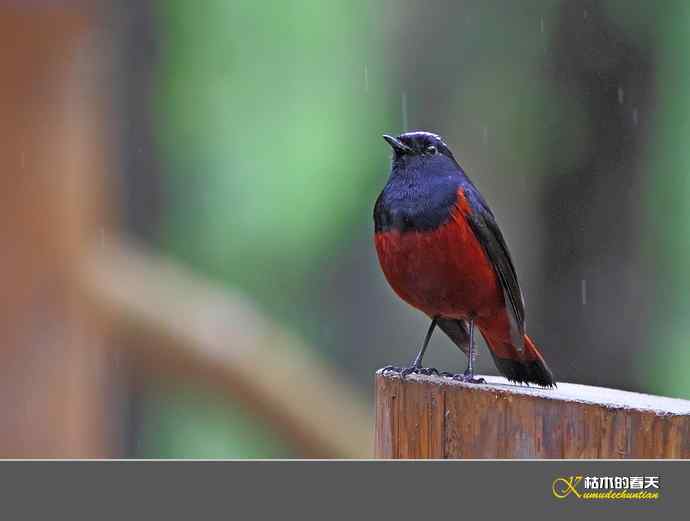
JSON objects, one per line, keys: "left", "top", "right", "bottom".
{"left": 581, "top": 279, "right": 587, "bottom": 306}
{"left": 364, "top": 65, "right": 369, "bottom": 92}
{"left": 401, "top": 91, "right": 408, "bottom": 131}
{"left": 632, "top": 108, "right": 639, "bottom": 126}
{"left": 583, "top": 9, "right": 588, "bottom": 20}
{"left": 482, "top": 126, "right": 489, "bottom": 145}
{"left": 540, "top": 17, "right": 544, "bottom": 34}
{"left": 617, "top": 86, "right": 624, "bottom": 105}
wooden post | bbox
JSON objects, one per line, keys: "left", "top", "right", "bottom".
{"left": 0, "top": 4, "right": 112, "bottom": 457}
{"left": 375, "top": 371, "right": 690, "bottom": 458}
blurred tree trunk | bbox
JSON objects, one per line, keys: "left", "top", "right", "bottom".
{"left": 109, "top": 0, "right": 162, "bottom": 458}
{"left": 539, "top": 0, "right": 654, "bottom": 389}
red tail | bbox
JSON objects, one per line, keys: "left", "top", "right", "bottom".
{"left": 484, "top": 333, "right": 556, "bottom": 387}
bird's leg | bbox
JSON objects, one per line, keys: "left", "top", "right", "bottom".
{"left": 400, "top": 318, "right": 439, "bottom": 378}
{"left": 453, "top": 319, "right": 486, "bottom": 384}
{"left": 465, "top": 320, "right": 477, "bottom": 377}
{"left": 383, "top": 318, "right": 440, "bottom": 378}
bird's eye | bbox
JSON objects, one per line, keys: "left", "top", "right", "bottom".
{"left": 426, "top": 145, "right": 437, "bottom": 155}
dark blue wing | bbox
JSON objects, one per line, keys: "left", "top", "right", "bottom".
{"left": 464, "top": 186, "right": 526, "bottom": 350}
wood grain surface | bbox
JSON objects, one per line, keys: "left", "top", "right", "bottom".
{"left": 375, "top": 370, "right": 690, "bottom": 458}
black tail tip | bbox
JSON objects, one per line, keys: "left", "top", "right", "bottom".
{"left": 493, "top": 357, "right": 556, "bottom": 388}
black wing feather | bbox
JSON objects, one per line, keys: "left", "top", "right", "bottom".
{"left": 436, "top": 318, "right": 470, "bottom": 357}
{"left": 466, "top": 206, "right": 526, "bottom": 350}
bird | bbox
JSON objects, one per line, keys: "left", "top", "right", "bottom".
{"left": 373, "top": 131, "right": 555, "bottom": 387}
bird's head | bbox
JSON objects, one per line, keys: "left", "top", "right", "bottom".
{"left": 382, "top": 131, "right": 460, "bottom": 179}
{"left": 383, "top": 131, "right": 455, "bottom": 161}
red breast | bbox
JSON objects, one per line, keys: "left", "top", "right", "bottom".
{"left": 374, "top": 188, "right": 503, "bottom": 321}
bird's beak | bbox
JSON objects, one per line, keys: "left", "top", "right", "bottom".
{"left": 383, "top": 134, "right": 412, "bottom": 154}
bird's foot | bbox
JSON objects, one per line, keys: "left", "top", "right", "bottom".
{"left": 440, "top": 370, "right": 486, "bottom": 384}
{"left": 454, "top": 374, "right": 486, "bottom": 384}
{"left": 382, "top": 365, "right": 439, "bottom": 379}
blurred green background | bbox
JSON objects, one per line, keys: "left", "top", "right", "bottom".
{"left": 109, "top": 0, "right": 690, "bottom": 457}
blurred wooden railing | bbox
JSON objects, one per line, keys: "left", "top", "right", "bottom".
{"left": 80, "top": 241, "right": 372, "bottom": 458}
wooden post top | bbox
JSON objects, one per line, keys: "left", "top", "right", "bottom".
{"left": 375, "top": 370, "right": 690, "bottom": 459}
{"left": 380, "top": 372, "right": 690, "bottom": 415}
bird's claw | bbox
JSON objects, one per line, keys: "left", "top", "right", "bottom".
{"left": 401, "top": 365, "right": 440, "bottom": 378}
{"left": 439, "top": 371, "right": 486, "bottom": 384}
{"left": 382, "top": 365, "right": 439, "bottom": 379}
{"left": 452, "top": 373, "right": 486, "bottom": 384}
